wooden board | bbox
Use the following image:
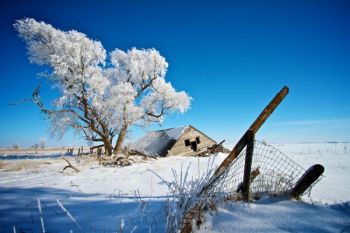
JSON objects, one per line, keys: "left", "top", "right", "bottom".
{"left": 169, "top": 126, "right": 216, "bottom": 156}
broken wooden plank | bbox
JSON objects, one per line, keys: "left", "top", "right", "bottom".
{"left": 194, "top": 140, "right": 227, "bottom": 157}
{"left": 207, "top": 140, "right": 226, "bottom": 154}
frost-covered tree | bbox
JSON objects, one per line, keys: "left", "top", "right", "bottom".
{"left": 107, "top": 48, "right": 191, "bottom": 154}
{"left": 14, "top": 18, "right": 191, "bottom": 155}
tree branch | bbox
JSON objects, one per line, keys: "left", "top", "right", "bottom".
{"left": 135, "top": 74, "right": 157, "bottom": 98}
{"left": 62, "top": 157, "right": 80, "bottom": 173}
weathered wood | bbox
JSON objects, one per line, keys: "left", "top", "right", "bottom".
{"left": 97, "top": 148, "right": 102, "bottom": 156}
{"left": 113, "top": 156, "right": 131, "bottom": 166}
{"left": 180, "top": 86, "right": 289, "bottom": 233}
{"left": 90, "top": 144, "right": 104, "bottom": 150}
{"left": 208, "top": 140, "right": 226, "bottom": 154}
{"left": 128, "top": 149, "right": 158, "bottom": 159}
{"left": 97, "top": 154, "right": 103, "bottom": 165}
{"left": 65, "top": 148, "right": 74, "bottom": 155}
{"left": 241, "top": 129, "right": 255, "bottom": 201}
{"left": 215, "top": 86, "right": 288, "bottom": 176}
{"left": 170, "top": 126, "right": 216, "bottom": 156}
{"left": 290, "top": 164, "right": 324, "bottom": 199}
{"left": 62, "top": 157, "right": 80, "bottom": 172}
{"left": 236, "top": 166, "right": 260, "bottom": 193}
{"left": 195, "top": 140, "right": 227, "bottom": 157}
{"left": 199, "top": 86, "right": 289, "bottom": 196}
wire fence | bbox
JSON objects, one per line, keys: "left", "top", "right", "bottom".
{"left": 201, "top": 140, "right": 321, "bottom": 202}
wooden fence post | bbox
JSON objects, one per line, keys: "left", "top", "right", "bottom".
{"left": 213, "top": 86, "right": 289, "bottom": 177}
{"left": 242, "top": 129, "right": 255, "bottom": 201}
{"left": 198, "top": 86, "right": 289, "bottom": 197}
{"left": 97, "top": 148, "right": 102, "bottom": 157}
{"left": 180, "top": 86, "right": 289, "bottom": 233}
{"left": 290, "top": 164, "right": 324, "bottom": 199}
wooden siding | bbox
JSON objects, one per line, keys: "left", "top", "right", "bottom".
{"left": 168, "top": 126, "right": 216, "bottom": 156}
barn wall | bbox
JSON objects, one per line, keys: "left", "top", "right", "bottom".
{"left": 169, "top": 126, "right": 216, "bottom": 156}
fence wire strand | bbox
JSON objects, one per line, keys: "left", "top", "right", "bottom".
{"left": 200, "top": 140, "right": 321, "bottom": 201}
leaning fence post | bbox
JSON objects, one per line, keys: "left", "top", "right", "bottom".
{"left": 290, "top": 164, "right": 324, "bottom": 199}
{"left": 242, "top": 129, "right": 255, "bottom": 201}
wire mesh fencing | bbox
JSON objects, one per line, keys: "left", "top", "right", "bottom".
{"left": 200, "top": 140, "right": 321, "bottom": 202}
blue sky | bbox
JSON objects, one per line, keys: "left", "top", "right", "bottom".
{"left": 0, "top": 0, "right": 349, "bottom": 147}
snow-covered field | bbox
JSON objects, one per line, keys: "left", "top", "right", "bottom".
{"left": 0, "top": 143, "right": 349, "bottom": 232}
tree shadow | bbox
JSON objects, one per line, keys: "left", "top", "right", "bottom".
{"left": 0, "top": 186, "right": 168, "bottom": 233}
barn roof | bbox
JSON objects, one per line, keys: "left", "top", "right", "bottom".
{"left": 130, "top": 125, "right": 217, "bottom": 157}
{"left": 130, "top": 126, "right": 187, "bottom": 157}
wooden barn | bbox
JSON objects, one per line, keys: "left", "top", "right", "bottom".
{"left": 130, "top": 125, "right": 218, "bottom": 157}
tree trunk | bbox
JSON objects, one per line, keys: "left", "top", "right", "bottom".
{"left": 103, "top": 137, "right": 113, "bottom": 156}
{"left": 114, "top": 125, "right": 128, "bottom": 154}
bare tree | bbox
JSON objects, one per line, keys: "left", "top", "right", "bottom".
{"left": 12, "top": 144, "right": 20, "bottom": 150}
{"left": 31, "top": 143, "right": 39, "bottom": 154}
{"left": 39, "top": 138, "right": 46, "bottom": 149}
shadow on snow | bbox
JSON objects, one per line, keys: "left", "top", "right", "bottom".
{"left": 0, "top": 154, "right": 75, "bottom": 160}
{"left": 0, "top": 186, "right": 167, "bottom": 233}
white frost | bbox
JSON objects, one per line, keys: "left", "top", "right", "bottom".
{"left": 14, "top": 18, "right": 192, "bottom": 147}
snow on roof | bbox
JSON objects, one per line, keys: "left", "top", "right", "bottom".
{"left": 164, "top": 126, "right": 186, "bottom": 140}
{"left": 130, "top": 126, "right": 187, "bottom": 157}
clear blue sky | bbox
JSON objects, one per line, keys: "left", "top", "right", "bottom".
{"left": 0, "top": 0, "right": 349, "bottom": 147}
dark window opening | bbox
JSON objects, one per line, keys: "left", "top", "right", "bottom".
{"left": 191, "top": 141, "right": 198, "bottom": 151}
{"left": 184, "top": 139, "right": 190, "bottom": 147}
{"left": 196, "top": 136, "right": 201, "bottom": 144}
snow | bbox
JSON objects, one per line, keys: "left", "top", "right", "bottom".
{"left": 164, "top": 126, "right": 186, "bottom": 140}
{"left": 198, "top": 198, "right": 350, "bottom": 233}
{"left": 1, "top": 142, "right": 350, "bottom": 232}
{"left": 197, "top": 142, "right": 350, "bottom": 233}
{"left": 130, "top": 126, "right": 186, "bottom": 157}
{"left": 274, "top": 143, "right": 350, "bottom": 203}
